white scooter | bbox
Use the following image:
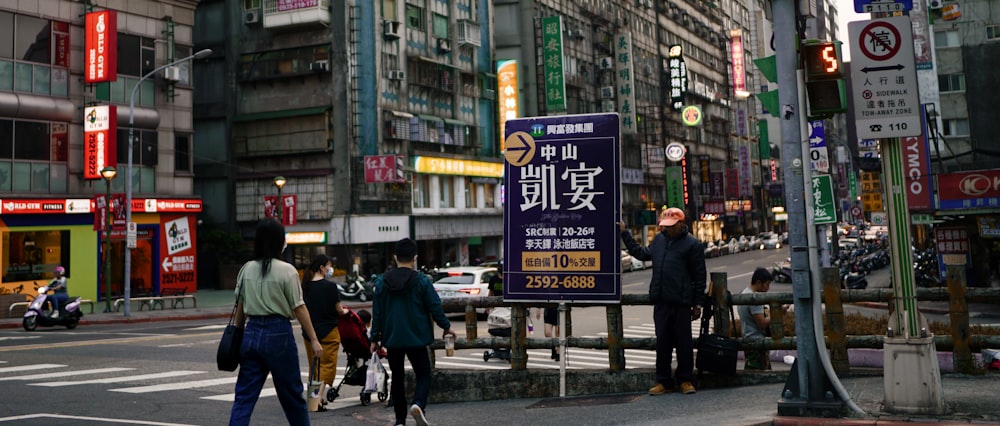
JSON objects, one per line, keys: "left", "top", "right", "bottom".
{"left": 23, "top": 285, "right": 83, "bottom": 331}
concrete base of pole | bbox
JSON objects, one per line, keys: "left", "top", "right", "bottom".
{"left": 883, "top": 336, "right": 944, "bottom": 415}
{"left": 776, "top": 358, "right": 844, "bottom": 417}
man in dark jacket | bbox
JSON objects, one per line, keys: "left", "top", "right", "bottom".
{"left": 619, "top": 207, "right": 707, "bottom": 395}
{"left": 371, "top": 238, "right": 454, "bottom": 426}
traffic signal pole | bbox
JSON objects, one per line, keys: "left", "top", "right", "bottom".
{"left": 772, "top": 0, "right": 838, "bottom": 416}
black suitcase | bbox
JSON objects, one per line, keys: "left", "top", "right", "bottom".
{"left": 695, "top": 302, "right": 739, "bottom": 376}
{"left": 696, "top": 333, "right": 739, "bottom": 376}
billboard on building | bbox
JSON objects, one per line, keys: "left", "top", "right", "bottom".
{"left": 364, "top": 155, "right": 405, "bottom": 183}
{"left": 730, "top": 29, "right": 748, "bottom": 97}
{"left": 84, "top": 10, "right": 117, "bottom": 83}
{"left": 668, "top": 45, "right": 687, "bottom": 111}
{"left": 497, "top": 60, "right": 519, "bottom": 151}
{"left": 83, "top": 105, "right": 117, "bottom": 180}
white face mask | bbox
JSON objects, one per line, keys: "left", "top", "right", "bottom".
{"left": 325, "top": 267, "right": 334, "bottom": 279}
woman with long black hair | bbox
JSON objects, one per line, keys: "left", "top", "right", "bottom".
{"left": 230, "top": 218, "right": 322, "bottom": 425}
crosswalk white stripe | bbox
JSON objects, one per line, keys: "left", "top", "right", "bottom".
{"left": 0, "top": 363, "right": 66, "bottom": 374}
{"left": 433, "top": 360, "right": 507, "bottom": 370}
{"left": 110, "top": 377, "right": 237, "bottom": 393}
{"left": 201, "top": 387, "right": 276, "bottom": 402}
{"left": 0, "top": 367, "right": 134, "bottom": 382}
{"left": 182, "top": 325, "right": 228, "bottom": 331}
{"left": 31, "top": 370, "right": 204, "bottom": 387}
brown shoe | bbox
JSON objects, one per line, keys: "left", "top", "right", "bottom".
{"left": 680, "top": 381, "right": 696, "bottom": 394}
{"left": 648, "top": 383, "right": 672, "bottom": 395}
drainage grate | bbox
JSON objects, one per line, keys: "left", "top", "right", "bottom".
{"left": 526, "top": 393, "right": 644, "bottom": 409}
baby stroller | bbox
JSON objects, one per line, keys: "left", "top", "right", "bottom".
{"left": 483, "top": 306, "right": 512, "bottom": 362}
{"left": 327, "top": 309, "right": 388, "bottom": 406}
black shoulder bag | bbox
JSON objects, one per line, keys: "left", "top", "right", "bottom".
{"left": 216, "top": 281, "right": 245, "bottom": 371}
{"left": 695, "top": 294, "right": 740, "bottom": 376}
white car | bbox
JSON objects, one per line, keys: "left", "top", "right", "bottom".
{"left": 432, "top": 266, "right": 498, "bottom": 315}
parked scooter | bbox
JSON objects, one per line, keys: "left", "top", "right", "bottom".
{"left": 23, "top": 285, "right": 83, "bottom": 331}
{"left": 337, "top": 273, "right": 374, "bottom": 302}
{"left": 772, "top": 260, "right": 792, "bottom": 283}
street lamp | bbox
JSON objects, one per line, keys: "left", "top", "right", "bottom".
{"left": 100, "top": 166, "right": 117, "bottom": 313}
{"left": 123, "top": 48, "right": 212, "bottom": 317}
{"left": 273, "top": 176, "right": 287, "bottom": 222}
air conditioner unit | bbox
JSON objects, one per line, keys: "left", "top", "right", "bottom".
{"left": 599, "top": 57, "right": 613, "bottom": 70}
{"left": 383, "top": 20, "right": 402, "bottom": 40}
{"left": 927, "top": 0, "right": 943, "bottom": 8}
{"left": 244, "top": 9, "right": 260, "bottom": 25}
{"left": 600, "top": 86, "right": 615, "bottom": 99}
{"left": 310, "top": 60, "right": 329, "bottom": 72}
{"left": 437, "top": 38, "right": 451, "bottom": 53}
{"left": 388, "top": 70, "right": 406, "bottom": 80}
{"left": 163, "top": 66, "right": 182, "bottom": 82}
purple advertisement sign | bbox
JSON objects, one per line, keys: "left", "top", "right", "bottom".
{"left": 502, "top": 113, "right": 621, "bottom": 302}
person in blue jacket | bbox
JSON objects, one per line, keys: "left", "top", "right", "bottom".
{"left": 619, "top": 207, "right": 707, "bottom": 396}
{"left": 370, "top": 238, "right": 455, "bottom": 426}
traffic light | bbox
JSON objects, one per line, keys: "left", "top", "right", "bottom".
{"left": 802, "top": 40, "right": 847, "bottom": 116}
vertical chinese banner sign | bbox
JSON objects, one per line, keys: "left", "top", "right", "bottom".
{"left": 497, "top": 60, "right": 519, "bottom": 151}
{"left": 614, "top": 33, "right": 637, "bottom": 134}
{"left": 541, "top": 16, "right": 566, "bottom": 113}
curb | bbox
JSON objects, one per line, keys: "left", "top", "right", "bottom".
{"left": 0, "top": 310, "right": 232, "bottom": 330}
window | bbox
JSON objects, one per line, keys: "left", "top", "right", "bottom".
{"left": 439, "top": 176, "right": 453, "bottom": 208}
{"left": 0, "top": 119, "right": 66, "bottom": 193}
{"left": 484, "top": 183, "right": 496, "bottom": 208}
{"left": 244, "top": 0, "right": 262, "bottom": 9}
{"left": 3, "top": 231, "right": 69, "bottom": 282}
{"left": 935, "top": 30, "right": 959, "bottom": 48}
{"left": 464, "top": 178, "right": 478, "bottom": 208}
{"left": 238, "top": 44, "right": 331, "bottom": 81}
{"left": 433, "top": 14, "right": 448, "bottom": 39}
{"left": 0, "top": 13, "right": 69, "bottom": 96}
{"left": 175, "top": 134, "right": 191, "bottom": 173}
{"left": 942, "top": 119, "right": 970, "bottom": 137}
{"left": 988, "top": 25, "right": 1000, "bottom": 41}
{"left": 172, "top": 45, "right": 193, "bottom": 86}
{"left": 117, "top": 129, "right": 158, "bottom": 167}
{"left": 413, "top": 175, "right": 430, "bottom": 208}
{"left": 382, "top": 0, "right": 397, "bottom": 21}
{"left": 14, "top": 15, "right": 50, "bottom": 64}
{"left": 405, "top": 4, "right": 424, "bottom": 31}
{"left": 938, "top": 74, "right": 965, "bottom": 92}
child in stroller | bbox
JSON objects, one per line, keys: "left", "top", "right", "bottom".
{"left": 327, "top": 309, "right": 388, "bottom": 405}
{"left": 483, "top": 306, "right": 515, "bottom": 362}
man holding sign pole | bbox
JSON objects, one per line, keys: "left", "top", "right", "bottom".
{"left": 620, "top": 207, "right": 706, "bottom": 395}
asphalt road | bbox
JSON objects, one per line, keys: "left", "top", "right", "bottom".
{"left": 2, "top": 247, "right": 996, "bottom": 425}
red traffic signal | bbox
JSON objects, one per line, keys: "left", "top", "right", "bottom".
{"left": 802, "top": 41, "right": 843, "bottom": 81}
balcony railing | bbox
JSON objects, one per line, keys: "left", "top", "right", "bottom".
{"left": 262, "top": 0, "right": 330, "bottom": 29}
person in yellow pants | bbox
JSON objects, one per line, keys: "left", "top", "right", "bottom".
{"left": 301, "top": 254, "right": 347, "bottom": 411}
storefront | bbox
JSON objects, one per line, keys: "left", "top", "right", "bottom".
{"left": 0, "top": 198, "right": 201, "bottom": 305}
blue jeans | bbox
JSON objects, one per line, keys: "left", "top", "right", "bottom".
{"left": 230, "top": 315, "right": 309, "bottom": 426}
{"left": 387, "top": 346, "right": 432, "bottom": 424}
{"left": 50, "top": 293, "right": 68, "bottom": 314}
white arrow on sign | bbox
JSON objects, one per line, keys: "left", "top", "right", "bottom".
{"left": 162, "top": 257, "right": 173, "bottom": 272}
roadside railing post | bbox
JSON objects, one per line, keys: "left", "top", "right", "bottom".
{"left": 511, "top": 304, "right": 528, "bottom": 370}
{"left": 606, "top": 304, "right": 625, "bottom": 370}
{"left": 946, "top": 265, "right": 974, "bottom": 373}
{"left": 822, "top": 266, "right": 849, "bottom": 373}
{"left": 709, "top": 272, "right": 730, "bottom": 336}
{"left": 465, "top": 303, "right": 478, "bottom": 340}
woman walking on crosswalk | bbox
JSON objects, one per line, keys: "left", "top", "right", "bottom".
{"left": 229, "top": 218, "right": 323, "bottom": 425}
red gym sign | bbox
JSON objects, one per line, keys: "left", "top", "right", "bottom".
{"left": 84, "top": 10, "right": 117, "bottom": 83}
